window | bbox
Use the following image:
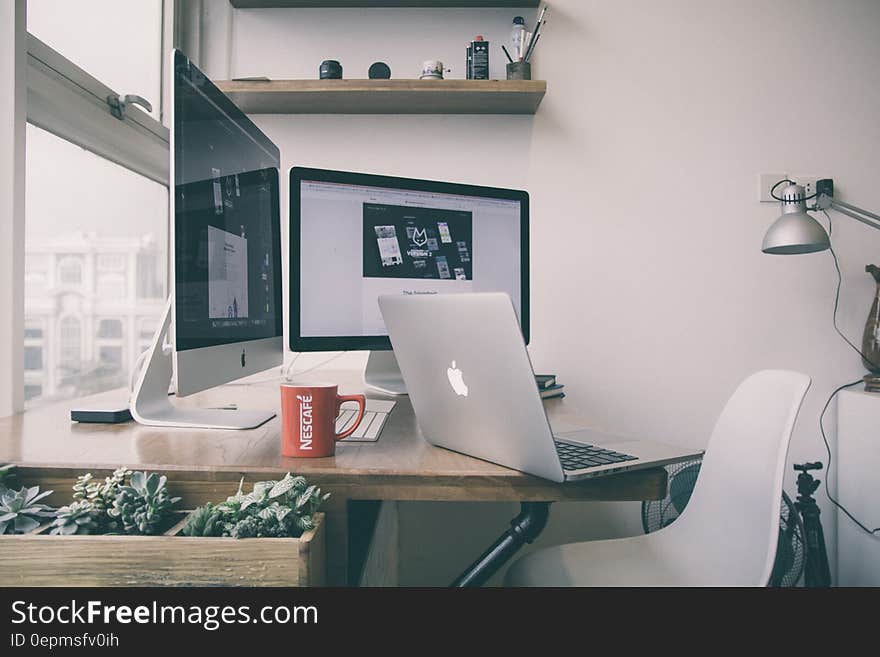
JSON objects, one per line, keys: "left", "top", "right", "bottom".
{"left": 137, "top": 249, "right": 165, "bottom": 299}
{"left": 6, "top": 1, "right": 171, "bottom": 412}
{"left": 57, "top": 257, "right": 83, "bottom": 286}
{"left": 24, "top": 385, "right": 43, "bottom": 402}
{"left": 27, "top": 0, "right": 162, "bottom": 121}
{"left": 24, "top": 320, "right": 44, "bottom": 340}
{"left": 24, "top": 346, "right": 43, "bottom": 372}
{"left": 97, "top": 319, "right": 123, "bottom": 339}
{"left": 58, "top": 316, "right": 81, "bottom": 369}
{"left": 26, "top": 121, "right": 166, "bottom": 409}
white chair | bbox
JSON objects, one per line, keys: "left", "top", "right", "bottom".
{"left": 505, "top": 370, "right": 811, "bottom": 587}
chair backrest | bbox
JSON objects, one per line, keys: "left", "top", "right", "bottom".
{"left": 663, "top": 370, "right": 810, "bottom": 585}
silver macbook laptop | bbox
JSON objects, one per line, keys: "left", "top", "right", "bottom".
{"left": 378, "top": 292, "right": 702, "bottom": 483}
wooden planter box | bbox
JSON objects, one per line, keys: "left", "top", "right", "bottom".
{"left": 0, "top": 512, "right": 324, "bottom": 587}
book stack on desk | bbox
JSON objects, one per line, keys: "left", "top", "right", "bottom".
{"left": 536, "top": 374, "right": 565, "bottom": 400}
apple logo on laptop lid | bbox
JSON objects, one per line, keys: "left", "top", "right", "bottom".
{"left": 447, "top": 361, "right": 468, "bottom": 397}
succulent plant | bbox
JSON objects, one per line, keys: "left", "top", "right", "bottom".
{"left": 181, "top": 503, "right": 224, "bottom": 538}
{"left": 0, "top": 485, "right": 55, "bottom": 535}
{"left": 187, "top": 473, "right": 328, "bottom": 539}
{"left": 67, "top": 467, "right": 131, "bottom": 533}
{"left": 73, "top": 467, "right": 130, "bottom": 511}
{"left": 49, "top": 500, "right": 101, "bottom": 535}
{"left": 108, "top": 471, "right": 181, "bottom": 535}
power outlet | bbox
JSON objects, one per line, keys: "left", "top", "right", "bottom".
{"left": 759, "top": 172, "right": 788, "bottom": 203}
{"left": 790, "top": 174, "right": 825, "bottom": 200}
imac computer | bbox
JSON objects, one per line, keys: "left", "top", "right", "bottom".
{"left": 131, "top": 50, "right": 283, "bottom": 429}
{"left": 289, "top": 167, "right": 529, "bottom": 395}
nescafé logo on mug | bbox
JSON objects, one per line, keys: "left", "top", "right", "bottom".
{"left": 297, "top": 394, "right": 313, "bottom": 450}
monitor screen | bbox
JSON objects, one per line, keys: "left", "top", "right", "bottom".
{"left": 173, "top": 51, "right": 282, "bottom": 352}
{"left": 290, "top": 168, "right": 529, "bottom": 352}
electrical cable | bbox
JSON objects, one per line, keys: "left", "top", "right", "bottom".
{"left": 819, "top": 378, "right": 880, "bottom": 535}
{"left": 284, "top": 351, "right": 348, "bottom": 379}
{"left": 822, "top": 210, "right": 880, "bottom": 371}
{"left": 817, "top": 208, "right": 880, "bottom": 535}
{"left": 770, "top": 178, "right": 818, "bottom": 202}
{"left": 226, "top": 350, "right": 349, "bottom": 385}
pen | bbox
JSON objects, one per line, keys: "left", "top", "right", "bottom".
{"left": 522, "top": 31, "right": 532, "bottom": 61}
{"left": 501, "top": 45, "right": 514, "bottom": 64}
{"left": 524, "top": 33, "right": 541, "bottom": 63}
{"left": 524, "top": 5, "right": 548, "bottom": 60}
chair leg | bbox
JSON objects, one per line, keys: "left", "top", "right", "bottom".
{"left": 450, "top": 502, "right": 552, "bottom": 588}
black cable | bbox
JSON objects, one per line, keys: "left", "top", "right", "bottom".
{"left": 819, "top": 379, "right": 880, "bottom": 535}
{"left": 770, "top": 178, "right": 819, "bottom": 202}
{"left": 822, "top": 209, "right": 880, "bottom": 371}
{"left": 817, "top": 208, "right": 880, "bottom": 534}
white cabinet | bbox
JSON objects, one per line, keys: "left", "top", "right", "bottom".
{"left": 837, "top": 389, "right": 880, "bottom": 586}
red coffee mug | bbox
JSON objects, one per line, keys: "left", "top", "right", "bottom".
{"left": 280, "top": 383, "right": 366, "bottom": 458}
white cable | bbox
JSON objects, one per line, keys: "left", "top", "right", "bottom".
{"left": 129, "top": 349, "right": 150, "bottom": 394}
{"left": 225, "top": 351, "right": 348, "bottom": 386}
{"left": 283, "top": 352, "right": 348, "bottom": 380}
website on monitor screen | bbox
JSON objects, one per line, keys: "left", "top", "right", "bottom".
{"left": 299, "top": 180, "right": 522, "bottom": 337}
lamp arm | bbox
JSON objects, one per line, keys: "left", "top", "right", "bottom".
{"left": 816, "top": 194, "right": 880, "bottom": 231}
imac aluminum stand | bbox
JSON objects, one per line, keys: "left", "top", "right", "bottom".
{"left": 130, "top": 298, "right": 276, "bottom": 429}
{"left": 364, "top": 350, "right": 408, "bottom": 396}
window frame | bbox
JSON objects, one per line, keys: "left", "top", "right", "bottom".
{"left": 1, "top": 0, "right": 179, "bottom": 415}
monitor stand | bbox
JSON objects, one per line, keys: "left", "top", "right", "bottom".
{"left": 364, "top": 350, "right": 408, "bottom": 396}
{"left": 130, "top": 298, "right": 276, "bottom": 430}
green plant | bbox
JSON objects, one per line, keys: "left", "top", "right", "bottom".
{"left": 73, "top": 467, "right": 130, "bottom": 511}
{"left": 108, "top": 471, "right": 181, "bottom": 535}
{"left": 49, "top": 500, "right": 101, "bottom": 536}
{"left": 181, "top": 503, "right": 223, "bottom": 538}
{"left": 0, "top": 485, "right": 55, "bottom": 535}
{"left": 69, "top": 467, "right": 130, "bottom": 532}
{"left": 0, "top": 464, "right": 14, "bottom": 492}
{"left": 184, "top": 473, "right": 329, "bottom": 539}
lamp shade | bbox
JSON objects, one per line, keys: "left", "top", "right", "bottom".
{"left": 761, "top": 182, "right": 830, "bottom": 255}
{"left": 761, "top": 211, "right": 831, "bottom": 254}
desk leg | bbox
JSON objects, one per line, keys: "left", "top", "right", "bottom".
{"left": 450, "top": 502, "right": 551, "bottom": 588}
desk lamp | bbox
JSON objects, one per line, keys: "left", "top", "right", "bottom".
{"left": 762, "top": 178, "right": 880, "bottom": 254}
{"left": 762, "top": 178, "right": 880, "bottom": 389}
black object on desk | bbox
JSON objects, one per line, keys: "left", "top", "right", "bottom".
{"left": 71, "top": 407, "right": 132, "bottom": 424}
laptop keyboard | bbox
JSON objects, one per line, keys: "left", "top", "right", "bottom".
{"left": 554, "top": 440, "right": 638, "bottom": 472}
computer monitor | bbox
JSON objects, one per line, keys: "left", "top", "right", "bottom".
{"left": 130, "top": 50, "right": 283, "bottom": 429}
{"left": 289, "top": 167, "right": 529, "bottom": 394}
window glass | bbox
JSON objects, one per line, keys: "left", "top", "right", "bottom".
{"left": 25, "top": 125, "right": 167, "bottom": 407}
{"left": 24, "top": 347, "right": 43, "bottom": 372}
{"left": 27, "top": 0, "right": 162, "bottom": 120}
{"left": 24, "top": 385, "right": 43, "bottom": 402}
{"left": 97, "top": 319, "right": 124, "bottom": 339}
{"left": 58, "top": 316, "right": 82, "bottom": 369}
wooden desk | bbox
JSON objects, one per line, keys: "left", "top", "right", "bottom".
{"left": 0, "top": 371, "right": 667, "bottom": 585}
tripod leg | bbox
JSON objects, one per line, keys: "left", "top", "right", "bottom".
{"left": 451, "top": 502, "right": 551, "bottom": 588}
{"left": 802, "top": 510, "right": 832, "bottom": 587}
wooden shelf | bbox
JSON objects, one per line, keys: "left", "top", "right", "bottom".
{"left": 215, "top": 79, "right": 546, "bottom": 114}
{"left": 230, "top": 1, "right": 540, "bottom": 7}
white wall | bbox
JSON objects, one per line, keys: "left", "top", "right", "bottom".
{"left": 216, "top": 0, "right": 880, "bottom": 585}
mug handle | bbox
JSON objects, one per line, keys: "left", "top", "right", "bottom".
{"left": 335, "top": 394, "right": 367, "bottom": 440}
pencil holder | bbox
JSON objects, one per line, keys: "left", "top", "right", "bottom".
{"left": 506, "top": 62, "right": 531, "bottom": 80}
